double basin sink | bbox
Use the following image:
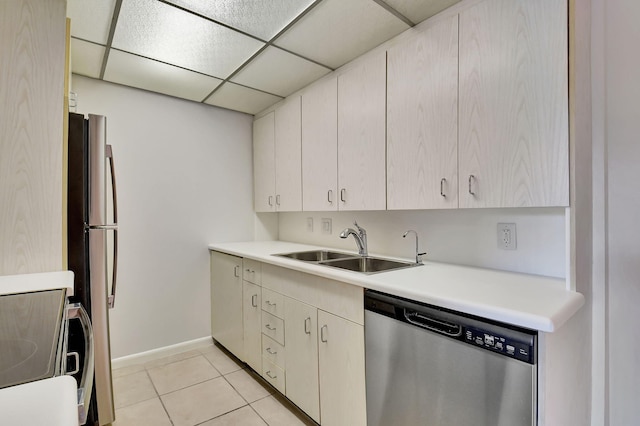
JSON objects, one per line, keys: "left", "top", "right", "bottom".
{"left": 275, "top": 250, "right": 422, "bottom": 274}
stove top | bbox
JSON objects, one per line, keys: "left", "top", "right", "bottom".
{"left": 0, "top": 289, "right": 66, "bottom": 388}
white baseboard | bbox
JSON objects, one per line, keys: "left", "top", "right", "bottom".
{"left": 111, "top": 336, "right": 214, "bottom": 370}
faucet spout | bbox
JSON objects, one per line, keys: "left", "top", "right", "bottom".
{"left": 403, "top": 230, "right": 426, "bottom": 264}
{"left": 340, "top": 221, "right": 368, "bottom": 256}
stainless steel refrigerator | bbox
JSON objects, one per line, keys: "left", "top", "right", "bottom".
{"left": 68, "top": 113, "right": 118, "bottom": 426}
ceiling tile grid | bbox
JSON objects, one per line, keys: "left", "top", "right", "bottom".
{"left": 67, "top": 0, "right": 461, "bottom": 115}
{"left": 165, "top": 0, "right": 317, "bottom": 40}
{"left": 274, "top": 0, "right": 410, "bottom": 69}
{"left": 230, "top": 46, "right": 331, "bottom": 97}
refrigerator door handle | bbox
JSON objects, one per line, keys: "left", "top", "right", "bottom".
{"left": 106, "top": 144, "right": 118, "bottom": 310}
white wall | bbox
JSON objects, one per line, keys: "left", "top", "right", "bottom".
{"left": 592, "top": 0, "right": 640, "bottom": 423}
{"left": 279, "top": 208, "right": 566, "bottom": 278}
{"left": 71, "top": 76, "right": 255, "bottom": 358}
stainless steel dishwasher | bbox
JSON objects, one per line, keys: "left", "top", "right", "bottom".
{"left": 365, "top": 290, "right": 537, "bottom": 426}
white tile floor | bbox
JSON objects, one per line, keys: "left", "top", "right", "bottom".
{"left": 111, "top": 344, "right": 317, "bottom": 426}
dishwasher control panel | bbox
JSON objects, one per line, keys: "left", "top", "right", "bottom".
{"left": 464, "top": 326, "right": 534, "bottom": 364}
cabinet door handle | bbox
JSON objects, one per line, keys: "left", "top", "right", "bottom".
{"left": 266, "top": 370, "right": 277, "bottom": 380}
{"left": 268, "top": 195, "right": 273, "bottom": 206}
{"left": 320, "top": 325, "right": 328, "bottom": 342}
{"left": 440, "top": 178, "right": 447, "bottom": 198}
{"left": 265, "top": 324, "right": 276, "bottom": 331}
{"left": 233, "top": 265, "right": 240, "bottom": 277}
{"left": 266, "top": 347, "right": 277, "bottom": 355}
{"left": 340, "top": 188, "right": 346, "bottom": 203}
{"left": 276, "top": 194, "right": 281, "bottom": 206}
{"left": 327, "top": 190, "right": 333, "bottom": 204}
{"left": 468, "top": 175, "right": 476, "bottom": 196}
{"left": 251, "top": 294, "right": 258, "bottom": 308}
{"left": 304, "top": 317, "right": 311, "bottom": 335}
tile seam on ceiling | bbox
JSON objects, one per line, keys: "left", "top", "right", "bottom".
{"left": 371, "top": 0, "right": 415, "bottom": 27}
{"left": 99, "top": 0, "right": 124, "bottom": 80}
{"left": 201, "top": 0, "right": 329, "bottom": 104}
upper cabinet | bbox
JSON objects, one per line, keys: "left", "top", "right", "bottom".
{"left": 253, "top": 97, "right": 302, "bottom": 212}
{"left": 458, "top": 0, "right": 569, "bottom": 208}
{"left": 253, "top": 112, "right": 276, "bottom": 212}
{"left": 387, "top": 16, "right": 459, "bottom": 210}
{"left": 337, "top": 52, "right": 387, "bottom": 211}
{"left": 302, "top": 77, "right": 338, "bottom": 212}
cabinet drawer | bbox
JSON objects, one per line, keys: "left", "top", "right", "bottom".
{"left": 262, "top": 357, "right": 286, "bottom": 394}
{"left": 262, "top": 334, "right": 286, "bottom": 369}
{"left": 261, "top": 311, "right": 285, "bottom": 345}
{"left": 243, "top": 259, "right": 262, "bottom": 284}
{"left": 262, "top": 288, "right": 285, "bottom": 319}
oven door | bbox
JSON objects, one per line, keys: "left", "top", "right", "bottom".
{"left": 65, "top": 303, "right": 94, "bottom": 426}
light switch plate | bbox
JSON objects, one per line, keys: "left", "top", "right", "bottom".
{"left": 306, "top": 217, "right": 314, "bottom": 232}
{"left": 321, "top": 218, "right": 332, "bottom": 235}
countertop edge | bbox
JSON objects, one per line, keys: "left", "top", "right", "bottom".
{"left": 208, "top": 241, "right": 584, "bottom": 333}
{"left": 0, "top": 271, "right": 75, "bottom": 296}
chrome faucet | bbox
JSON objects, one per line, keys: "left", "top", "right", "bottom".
{"left": 340, "top": 220, "right": 368, "bottom": 256}
{"left": 403, "top": 230, "right": 426, "bottom": 264}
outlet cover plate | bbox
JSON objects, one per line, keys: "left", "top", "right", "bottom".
{"left": 321, "top": 218, "right": 332, "bottom": 235}
{"left": 497, "top": 223, "right": 517, "bottom": 250}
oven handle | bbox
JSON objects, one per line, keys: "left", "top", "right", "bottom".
{"left": 67, "top": 303, "right": 94, "bottom": 426}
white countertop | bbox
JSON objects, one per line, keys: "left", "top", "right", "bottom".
{"left": 0, "top": 271, "right": 75, "bottom": 296}
{"left": 0, "top": 375, "right": 78, "bottom": 426}
{"left": 208, "top": 241, "right": 584, "bottom": 332}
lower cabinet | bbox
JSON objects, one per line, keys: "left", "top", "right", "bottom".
{"left": 284, "top": 297, "right": 320, "bottom": 423}
{"left": 318, "top": 310, "right": 367, "bottom": 426}
{"left": 242, "top": 281, "right": 262, "bottom": 372}
{"left": 210, "top": 251, "right": 244, "bottom": 358}
{"left": 211, "top": 255, "right": 366, "bottom": 425}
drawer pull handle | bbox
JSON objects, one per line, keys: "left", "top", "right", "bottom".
{"left": 320, "top": 325, "right": 328, "bottom": 343}
{"left": 266, "top": 300, "right": 277, "bottom": 307}
{"left": 251, "top": 294, "right": 258, "bottom": 308}
{"left": 265, "top": 324, "right": 276, "bottom": 331}
{"left": 266, "top": 347, "right": 277, "bottom": 355}
{"left": 304, "top": 317, "right": 311, "bottom": 335}
{"left": 266, "top": 370, "right": 277, "bottom": 380}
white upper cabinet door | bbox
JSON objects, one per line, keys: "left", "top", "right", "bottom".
{"left": 274, "top": 96, "right": 303, "bottom": 211}
{"left": 337, "top": 51, "right": 387, "bottom": 211}
{"left": 253, "top": 112, "right": 276, "bottom": 212}
{"left": 302, "top": 77, "right": 338, "bottom": 211}
{"left": 387, "top": 15, "right": 459, "bottom": 210}
{"left": 459, "top": 0, "right": 569, "bottom": 208}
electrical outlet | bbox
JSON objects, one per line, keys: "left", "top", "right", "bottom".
{"left": 306, "top": 217, "right": 314, "bottom": 232}
{"left": 497, "top": 223, "right": 517, "bottom": 250}
{"left": 321, "top": 218, "right": 332, "bottom": 235}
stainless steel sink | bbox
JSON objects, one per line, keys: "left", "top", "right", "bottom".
{"left": 319, "top": 256, "right": 421, "bottom": 274}
{"left": 275, "top": 250, "right": 355, "bottom": 262}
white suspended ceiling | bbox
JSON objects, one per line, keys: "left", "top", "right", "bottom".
{"left": 67, "top": 0, "right": 461, "bottom": 115}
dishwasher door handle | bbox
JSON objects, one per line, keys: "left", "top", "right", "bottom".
{"left": 404, "top": 309, "right": 462, "bottom": 337}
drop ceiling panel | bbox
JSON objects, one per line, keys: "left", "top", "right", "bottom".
{"left": 231, "top": 47, "right": 330, "bottom": 97}
{"left": 67, "top": 0, "right": 116, "bottom": 44}
{"left": 112, "top": 0, "right": 264, "bottom": 78}
{"left": 275, "top": 0, "right": 410, "bottom": 69}
{"left": 104, "top": 50, "right": 222, "bottom": 102}
{"left": 166, "top": 0, "right": 316, "bottom": 40}
{"left": 205, "top": 83, "right": 282, "bottom": 115}
{"left": 383, "top": 0, "right": 462, "bottom": 24}
{"left": 70, "top": 39, "right": 105, "bottom": 79}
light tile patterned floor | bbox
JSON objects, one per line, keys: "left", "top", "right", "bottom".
{"left": 111, "top": 344, "right": 317, "bottom": 426}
